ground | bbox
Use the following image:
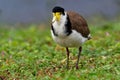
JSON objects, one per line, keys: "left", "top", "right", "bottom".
{"left": 0, "top": 22, "right": 120, "bottom": 80}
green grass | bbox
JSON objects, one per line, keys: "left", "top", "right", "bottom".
{"left": 0, "top": 22, "right": 120, "bottom": 80}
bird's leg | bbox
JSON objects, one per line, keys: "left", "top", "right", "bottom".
{"left": 66, "top": 47, "right": 70, "bottom": 69}
{"left": 76, "top": 46, "right": 82, "bottom": 69}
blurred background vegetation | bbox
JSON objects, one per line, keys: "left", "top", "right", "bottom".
{"left": 0, "top": 0, "right": 120, "bottom": 27}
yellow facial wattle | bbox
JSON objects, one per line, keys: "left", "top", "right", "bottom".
{"left": 53, "top": 12, "right": 61, "bottom": 21}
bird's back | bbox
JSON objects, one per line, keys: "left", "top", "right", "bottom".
{"left": 67, "top": 11, "right": 90, "bottom": 38}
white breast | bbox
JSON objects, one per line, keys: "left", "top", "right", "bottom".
{"left": 51, "top": 30, "right": 88, "bottom": 47}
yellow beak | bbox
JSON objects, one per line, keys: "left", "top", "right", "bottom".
{"left": 53, "top": 12, "right": 61, "bottom": 21}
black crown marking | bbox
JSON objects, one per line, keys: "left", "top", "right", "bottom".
{"left": 52, "top": 6, "right": 65, "bottom": 15}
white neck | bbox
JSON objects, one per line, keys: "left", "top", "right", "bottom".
{"left": 52, "top": 12, "right": 68, "bottom": 37}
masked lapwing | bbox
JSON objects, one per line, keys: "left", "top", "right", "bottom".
{"left": 51, "top": 6, "right": 91, "bottom": 69}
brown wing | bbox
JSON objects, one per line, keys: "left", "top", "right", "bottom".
{"left": 67, "top": 11, "right": 90, "bottom": 38}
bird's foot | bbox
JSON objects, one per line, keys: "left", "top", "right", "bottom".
{"left": 66, "top": 65, "right": 69, "bottom": 69}
{"left": 76, "top": 65, "right": 79, "bottom": 70}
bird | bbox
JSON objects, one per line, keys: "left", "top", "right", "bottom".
{"left": 50, "top": 6, "right": 91, "bottom": 69}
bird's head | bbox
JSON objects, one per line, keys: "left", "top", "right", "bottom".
{"left": 52, "top": 6, "right": 65, "bottom": 22}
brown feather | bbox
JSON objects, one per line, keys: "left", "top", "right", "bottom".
{"left": 67, "top": 11, "right": 90, "bottom": 38}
